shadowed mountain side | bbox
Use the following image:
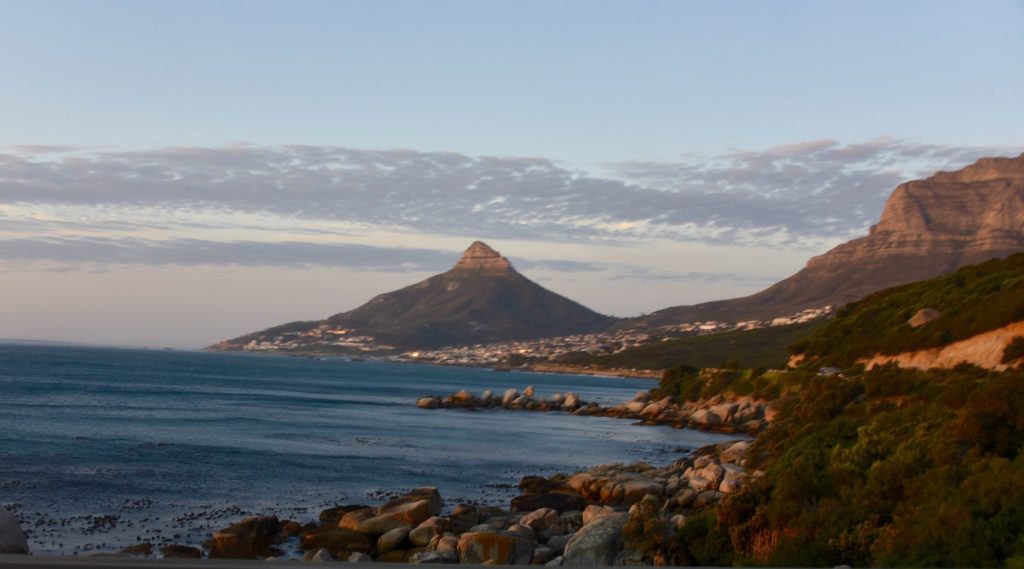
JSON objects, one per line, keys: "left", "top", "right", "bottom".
{"left": 625, "top": 153, "right": 1024, "bottom": 329}
{"left": 216, "top": 242, "right": 617, "bottom": 350}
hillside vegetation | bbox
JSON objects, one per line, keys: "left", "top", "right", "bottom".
{"left": 558, "top": 321, "right": 822, "bottom": 371}
{"left": 670, "top": 364, "right": 1024, "bottom": 567}
{"left": 791, "top": 253, "right": 1024, "bottom": 367}
{"left": 654, "top": 255, "right": 1024, "bottom": 567}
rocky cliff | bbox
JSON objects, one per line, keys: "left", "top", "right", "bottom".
{"left": 629, "top": 153, "right": 1024, "bottom": 328}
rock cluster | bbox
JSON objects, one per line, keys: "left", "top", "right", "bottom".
{"left": 181, "top": 441, "right": 755, "bottom": 564}
{"left": 0, "top": 509, "right": 30, "bottom": 555}
{"left": 418, "top": 387, "right": 772, "bottom": 435}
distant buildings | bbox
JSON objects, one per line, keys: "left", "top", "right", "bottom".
{"left": 218, "top": 305, "right": 834, "bottom": 367}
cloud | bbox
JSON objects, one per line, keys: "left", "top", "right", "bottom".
{"left": 608, "top": 137, "right": 1022, "bottom": 242}
{"left": 0, "top": 237, "right": 456, "bottom": 272}
{"left": 0, "top": 236, "right": 781, "bottom": 287}
{"left": 0, "top": 139, "right": 1019, "bottom": 250}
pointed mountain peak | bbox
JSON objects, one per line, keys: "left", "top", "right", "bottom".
{"left": 451, "top": 241, "right": 513, "bottom": 273}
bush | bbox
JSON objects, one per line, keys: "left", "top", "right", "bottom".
{"left": 1003, "top": 336, "right": 1024, "bottom": 364}
{"left": 692, "top": 365, "right": 1024, "bottom": 567}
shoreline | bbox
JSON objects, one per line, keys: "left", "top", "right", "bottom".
{"left": 205, "top": 348, "right": 664, "bottom": 381}
{"left": 77, "top": 438, "right": 754, "bottom": 564}
{"left": 7, "top": 387, "right": 757, "bottom": 564}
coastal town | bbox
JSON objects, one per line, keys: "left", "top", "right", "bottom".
{"left": 405, "top": 306, "right": 832, "bottom": 367}
{"left": 214, "top": 306, "right": 834, "bottom": 369}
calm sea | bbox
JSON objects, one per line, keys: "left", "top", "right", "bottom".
{"left": 0, "top": 343, "right": 738, "bottom": 555}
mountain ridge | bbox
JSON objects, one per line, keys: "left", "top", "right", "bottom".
{"left": 624, "top": 152, "right": 1024, "bottom": 329}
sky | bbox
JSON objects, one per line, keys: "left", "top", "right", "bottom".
{"left": 1, "top": 0, "right": 1022, "bottom": 348}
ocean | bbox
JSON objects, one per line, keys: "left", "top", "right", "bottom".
{"left": 0, "top": 343, "right": 739, "bottom": 555}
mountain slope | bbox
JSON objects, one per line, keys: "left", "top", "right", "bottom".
{"left": 789, "top": 252, "right": 1024, "bottom": 367}
{"left": 627, "top": 153, "right": 1024, "bottom": 328}
{"left": 557, "top": 320, "right": 823, "bottom": 371}
{"left": 213, "top": 242, "right": 617, "bottom": 351}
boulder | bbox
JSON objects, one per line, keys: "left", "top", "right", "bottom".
{"left": 722, "top": 462, "right": 745, "bottom": 480}
{"left": 692, "top": 490, "right": 725, "bottom": 508}
{"left": 719, "top": 441, "right": 751, "bottom": 464}
{"left": 301, "top": 526, "right": 373, "bottom": 555}
{"left": 320, "top": 504, "right": 371, "bottom": 524}
{"left": 518, "top": 475, "right": 564, "bottom": 495}
{"left": 160, "top": 544, "right": 203, "bottom": 559}
{"left": 689, "top": 463, "right": 725, "bottom": 492}
{"left": 562, "top": 393, "right": 579, "bottom": 409}
{"left": 669, "top": 514, "right": 687, "bottom": 530}
{"left": 710, "top": 403, "right": 738, "bottom": 423}
{"left": 121, "top": 543, "right": 154, "bottom": 556}
{"left": 582, "top": 505, "right": 619, "bottom": 526}
{"left": 719, "top": 478, "right": 743, "bottom": 494}
{"left": 376, "top": 549, "right": 409, "bottom": 562}
{"left": 457, "top": 531, "right": 534, "bottom": 565}
{"left": 511, "top": 492, "right": 585, "bottom": 513}
{"left": 357, "top": 488, "right": 442, "bottom": 534}
{"left": 639, "top": 403, "right": 664, "bottom": 418}
{"left": 689, "top": 409, "right": 722, "bottom": 427}
{"left": 622, "top": 480, "right": 663, "bottom": 505}
{"left": 206, "top": 515, "right": 282, "bottom": 558}
{"left": 348, "top": 552, "right": 372, "bottom": 562}
{"left": 524, "top": 385, "right": 535, "bottom": 397}
{"left": 339, "top": 508, "right": 376, "bottom": 531}
{"left": 0, "top": 510, "right": 29, "bottom": 555}
{"left": 631, "top": 391, "right": 650, "bottom": 403}
{"left": 546, "top": 555, "right": 565, "bottom": 566}
{"left": 559, "top": 510, "right": 583, "bottom": 534}
{"left": 417, "top": 396, "right": 441, "bottom": 409}
{"left": 547, "top": 534, "right": 572, "bottom": 555}
{"left": 563, "top": 513, "right": 628, "bottom": 566}
{"left": 909, "top": 307, "right": 941, "bottom": 328}
{"left": 533, "top": 545, "right": 555, "bottom": 564}
{"left": 309, "top": 547, "right": 333, "bottom": 562}
{"left": 502, "top": 389, "right": 519, "bottom": 406}
{"left": 481, "top": 390, "right": 494, "bottom": 403}
{"left": 673, "top": 489, "right": 697, "bottom": 507}
{"left": 519, "top": 508, "right": 560, "bottom": 532}
{"left": 409, "top": 550, "right": 452, "bottom": 563}
{"left": 409, "top": 517, "right": 450, "bottom": 546}
{"left": 377, "top": 525, "right": 411, "bottom": 553}
{"left": 430, "top": 534, "right": 460, "bottom": 559}
{"left": 625, "top": 401, "right": 646, "bottom": 413}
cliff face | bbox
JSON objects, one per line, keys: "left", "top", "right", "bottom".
{"left": 630, "top": 153, "right": 1024, "bottom": 328}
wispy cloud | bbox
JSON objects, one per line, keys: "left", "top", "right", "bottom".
{"left": 1, "top": 139, "right": 1018, "bottom": 254}
{"left": 0, "top": 236, "right": 782, "bottom": 287}
{"left": 0, "top": 237, "right": 455, "bottom": 272}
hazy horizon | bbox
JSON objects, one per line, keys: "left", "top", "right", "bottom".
{"left": 3, "top": 0, "right": 1023, "bottom": 347}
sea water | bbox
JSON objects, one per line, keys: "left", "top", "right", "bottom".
{"left": 0, "top": 343, "right": 739, "bottom": 555}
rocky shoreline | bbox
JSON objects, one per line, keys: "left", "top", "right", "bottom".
{"left": 417, "top": 386, "right": 772, "bottom": 436}
{"left": 1, "top": 388, "right": 767, "bottom": 564}
{"left": 91, "top": 438, "right": 755, "bottom": 564}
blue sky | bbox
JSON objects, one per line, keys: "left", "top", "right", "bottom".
{"left": 0, "top": 0, "right": 1022, "bottom": 346}
{"left": 4, "top": 0, "right": 1023, "bottom": 162}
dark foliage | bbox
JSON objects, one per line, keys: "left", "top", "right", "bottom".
{"left": 559, "top": 321, "right": 822, "bottom": 371}
{"left": 791, "top": 253, "right": 1024, "bottom": 367}
{"left": 671, "top": 365, "right": 1024, "bottom": 567}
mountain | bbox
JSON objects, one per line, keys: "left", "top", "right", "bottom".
{"left": 789, "top": 252, "right": 1024, "bottom": 369}
{"left": 213, "top": 241, "right": 617, "bottom": 352}
{"left": 627, "top": 153, "right": 1024, "bottom": 329}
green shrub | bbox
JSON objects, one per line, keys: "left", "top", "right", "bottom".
{"left": 694, "top": 365, "right": 1024, "bottom": 567}
{"left": 1003, "top": 336, "right": 1024, "bottom": 364}
{"left": 791, "top": 253, "right": 1024, "bottom": 367}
